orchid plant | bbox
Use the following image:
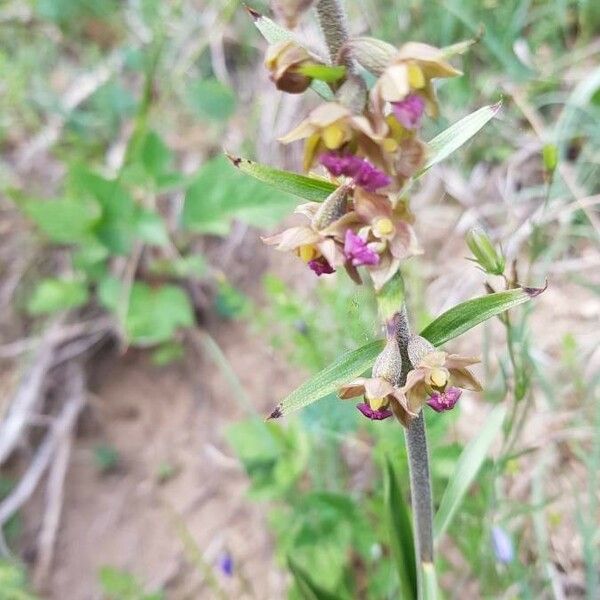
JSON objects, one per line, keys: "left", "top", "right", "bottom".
{"left": 231, "top": 1, "right": 544, "bottom": 597}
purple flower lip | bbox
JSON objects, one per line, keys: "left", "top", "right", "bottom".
{"left": 426, "top": 386, "right": 462, "bottom": 412}
{"left": 356, "top": 403, "right": 393, "bottom": 420}
{"left": 320, "top": 152, "right": 391, "bottom": 192}
{"left": 344, "top": 229, "right": 380, "bottom": 267}
{"left": 391, "top": 94, "right": 426, "bottom": 130}
{"left": 308, "top": 256, "right": 335, "bottom": 276}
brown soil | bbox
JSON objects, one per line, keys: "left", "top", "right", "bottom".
{"left": 26, "top": 320, "right": 296, "bottom": 600}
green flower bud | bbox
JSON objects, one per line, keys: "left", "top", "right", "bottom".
{"left": 340, "top": 36, "right": 398, "bottom": 75}
{"left": 542, "top": 143, "right": 558, "bottom": 174}
{"left": 373, "top": 338, "right": 403, "bottom": 385}
{"left": 466, "top": 227, "right": 505, "bottom": 276}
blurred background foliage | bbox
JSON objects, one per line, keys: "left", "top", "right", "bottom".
{"left": 0, "top": 0, "right": 599, "bottom": 598}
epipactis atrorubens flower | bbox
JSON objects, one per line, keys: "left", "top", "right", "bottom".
{"left": 372, "top": 42, "right": 462, "bottom": 122}
{"left": 349, "top": 189, "right": 422, "bottom": 290}
{"left": 402, "top": 335, "right": 482, "bottom": 414}
{"left": 339, "top": 338, "right": 415, "bottom": 424}
{"left": 278, "top": 102, "right": 385, "bottom": 172}
{"left": 261, "top": 185, "right": 350, "bottom": 276}
{"left": 265, "top": 40, "right": 323, "bottom": 94}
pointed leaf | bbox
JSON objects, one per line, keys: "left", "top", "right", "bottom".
{"left": 419, "top": 103, "right": 501, "bottom": 174}
{"left": 227, "top": 155, "right": 337, "bottom": 202}
{"left": 287, "top": 557, "right": 339, "bottom": 600}
{"left": 434, "top": 404, "right": 507, "bottom": 541}
{"left": 384, "top": 458, "right": 417, "bottom": 600}
{"left": 268, "top": 340, "right": 384, "bottom": 419}
{"left": 246, "top": 8, "right": 333, "bottom": 100}
{"left": 420, "top": 286, "right": 545, "bottom": 348}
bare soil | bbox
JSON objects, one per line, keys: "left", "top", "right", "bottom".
{"left": 23, "top": 320, "right": 296, "bottom": 600}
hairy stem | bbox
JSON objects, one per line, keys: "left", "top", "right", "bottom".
{"left": 315, "top": 0, "right": 351, "bottom": 65}
{"left": 394, "top": 307, "right": 434, "bottom": 572}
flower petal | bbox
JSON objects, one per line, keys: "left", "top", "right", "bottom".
{"left": 338, "top": 378, "right": 367, "bottom": 399}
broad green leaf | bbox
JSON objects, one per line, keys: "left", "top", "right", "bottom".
{"left": 419, "top": 103, "right": 501, "bottom": 174}
{"left": 287, "top": 557, "right": 340, "bottom": 600}
{"left": 434, "top": 404, "right": 507, "bottom": 541}
{"left": 383, "top": 458, "right": 417, "bottom": 600}
{"left": 268, "top": 340, "right": 384, "bottom": 419}
{"left": 133, "top": 210, "right": 169, "bottom": 246}
{"left": 227, "top": 155, "right": 336, "bottom": 202}
{"left": 125, "top": 283, "right": 194, "bottom": 346}
{"left": 420, "top": 287, "right": 545, "bottom": 348}
{"left": 27, "top": 278, "right": 89, "bottom": 315}
{"left": 421, "top": 562, "right": 440, "bottom": 600}
{"left": 247, "top": 8, "right": 334, "bottom": 100}
{"left": 182, "top": 155, "right": 298, "bottom": 235}
{"left": 297, "top": 64, "right": 346, "bottom": 82}
{"left": 0, "top": 559, "right": 38, "bottom": 600}
{"left": 187, "top": 78, "right": 236, "bottom": 121}
{"left": 21, "top": 197, "right": 100, "bottom": 244}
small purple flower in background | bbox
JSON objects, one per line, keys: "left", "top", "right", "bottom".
{"left": 344, "top": 230, "right": 380, "bottom": 267}
{"left": 491, "top": 526, "right": 514, "bottom": 565}
{"left": 308, "top": 256, "right": 335, "bottom": 276}
{"left": 218, "top": 551, "right": 234, "bottom": 577}
{"left": 392, "top": 94, "right": 426, "bottom": 130}
{"left": 356, "top": 403, "right": 393, "bottom": 420}
{"left": 426, "top": 386, "right": 462, "bottom": 412}
{"left": 320, "top": 153, "right": 391, "bottom": 191}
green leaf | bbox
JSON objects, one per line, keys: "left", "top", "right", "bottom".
{"left": 419, "top": 103, "right": 501, "bottom": 174}
{"left": 227, "top": 155, "right": 336, "bottom": 202}
{"left": 98, "top": 566, "right": 163, "bottom": 600}
{"left": 27, "top": 279, "right": 89, "bottom": 315}
{"left": 248, "top": 9, "right": 334, "bottom": 100}
{"left": 383, "top": 458, "right": 417, "bottom": 600}
{"left": 420, "top": 287, "right": 545, "bottom": 348}
{"left": 182, "top": 155, "right": 298, "bottom": 235}
{"left": 125, "top": 283, "right": 194, "bottom": 346}
{"left": 434, "top": 404, "right": 507, "bottom": 541}
{"left": 296, "top": 64, "right": 346, "bottom": 82}
{"left": 268, "top": 340, "right": 384, "bottom": 419}
{"left": 133, "top": 210, "right": 169, "bottom": 246}
{"left": 287, "top": 556, "right": 340, "bottom": 600}
{"left": 21, "top": 197, "right": 100, "bottom": 244}
{"left": 187, "top": 78, "right": 236, "bottom": 121}
{"left": 421, "top": 562, "right": 440, "bottom": 600}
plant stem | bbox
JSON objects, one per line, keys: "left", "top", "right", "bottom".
{"left": 315, "top": 0, "right": 351, "bottom": 64}
{"left": 394, "top": 308, "right": 434, "bottom": 572}
{"left": 315, "top": 0, "right": 434, "bottom": 591}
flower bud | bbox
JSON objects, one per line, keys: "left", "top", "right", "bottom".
{"left": 335, "top": 74, "right": 368, "bottom": 113}
{"left": 340, "top": 36, "right": 398, "bottom": 75}
{"left": 491, "top": 526, "right": 514, "bottom": 565}
{"left": 372, "top": 338, "right": 403, "bottom": 385}
{"left": 312, "top": 184, "right": 350, "bottom": 230}
{"left": 265, "top": 40, "right": 317, "bottom": 94}
{"left": 407, "top": 335, "right": 435, "bottom": 367}
{"left": 466, "top": 227, "right": 505, "bottom": 276}
{"left": 271, "top": 0, "right": 315, "bottom": 28}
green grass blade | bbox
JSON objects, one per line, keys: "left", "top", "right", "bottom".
{"left": 420, "top": 286, "right": 545, "bottom": 348}
{"left": 287, "top": 557, "right": 339, "bottom": 600}
{"left": 433, "top": 404, "right": 507, "bottom": 542}
{"left": 421, "top": 562, "right": 440, "bottom": 600}
{"left": 419, "top": 103, "right": 501, "bottom": 174}
{"left": 267, "top": 340, "right": 384, "bottom": 419}
{"left": 383, "top": 457, "right": 418, "bottom": 600}
{"left": 226, "top": 155, "right": 336, "bottom": 202}
{"left": 246, "top": 7, "right": 334, "bottom": 100}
